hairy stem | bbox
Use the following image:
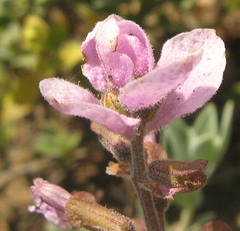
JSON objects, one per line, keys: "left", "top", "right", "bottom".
{"left": 130, "top": 131, "right": 165, "bottom": 231}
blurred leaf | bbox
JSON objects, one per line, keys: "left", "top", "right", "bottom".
{"left": 161, "top": 101, "right": 234, "bottom": 173}
{"left": 13, "top": 52, "right": 39, "bottom": 69}
{"left": 180, "top": 0, "right": 196, "bottom": 9}
{"left": 34, "top": 0, "right": 48, "bottom": 4}
{"left": 9, "top": 0, "right": 31, "bottom": 19}
{"left": 161, "top": 101, "right": 234, "bottom": 209}
{"left": 0, "top": 0, "right": 30, "bottom": 20}
{"left": 1, "top": 92, "right": 31, "bottom": 123}
{"left": 0, "top": 21, "right": 22, "bottom": 63}
{"left": 193, "top": 103, "right": 218, "bottom": 137}
{"left": 226, "top": 0, "right": 240, "bottom": 10}
{"left": 161, "top": 118, "right": 189, "bottom": 160}
{"left": 0, "top": 120, "right": 17, "bottom": 148}
{"left": 0, "top": 21, "right": 21, "bottom": 47}
{"left": 0, "top": 62, "right": 10, "bottom": 88}
{"left": 46, "top": 222, "right": 79, "bottom": 231}
{"left": 175, "top": 190, "right": 203, "bottom": 209}
{"left": 34, "top": 120, "right": 83, "bottom": 160}
{"left": 22, "top": 14, "right": 49, "bottom": 53}
{"left": 232, "top": 81, "right": 240, "bottom": 101}
{"left": 75, "top": 3, "right": 106, "bottom": 34}
{"left": 48, "top": 8, "right": 69, "bottom": 49}
{"left": 0, "top": 0, "right": 9, "bottom": 19}
{"left": 186, "top": 211, "right": 215, "bottom": 231}
{"left": 58, "top": 40, "right": 83, "bottom": 71}
{"left": 12, "top": 72, "right": 42, "bottom": 104}
{"left": 92, "top": 0, "right": 123, "bottom": 9}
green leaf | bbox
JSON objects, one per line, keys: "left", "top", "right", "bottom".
{"left": 34, "top": 120, "right": 83, "bottom": 161}
{"left": 161, "top": 118, "right": 189, "bottom": 160}
{"left": 175, "top": 190, "right": 203, "bottom": 209}
{"left": 161, "top": 101, "right": 234, "bottom": 177}
{"left": 193, "top": 103, "right": 218, "bottom": 137}
{"left": 217, "top": 100, "right": 234, "bottom": 155}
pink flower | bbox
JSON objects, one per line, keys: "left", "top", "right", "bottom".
{"left": 39, "top": 14, "right": 226, "bottom": 138}
{"left": 28, "top": 178, "right": 72, "bottom": 230}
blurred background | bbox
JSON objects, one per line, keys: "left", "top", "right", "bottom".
{"left": 0, "top": 0, "right": 240, "bottom": 230}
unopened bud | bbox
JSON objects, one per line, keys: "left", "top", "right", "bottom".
{"left": 29, "top": 178, "right": 72, "bottom": 229}
{"left": 91, "top": 122, "right": 131, "bottom": 163}
{"left": 66, "top": 191, "right": 135, "bottom": 231}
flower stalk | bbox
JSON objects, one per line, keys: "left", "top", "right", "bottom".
{"left": 29, "top": 14, "right": 226, "bottom": 231}
{"left": 129, "top": 128, "right": 163, "bottom": 231}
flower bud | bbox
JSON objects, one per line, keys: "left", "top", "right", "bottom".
{"left": 81, "top": 14, "right": 154, "bottom": 92}
{"left": 66, "top": 191, "right": 135, "bottom": 231}
{"left": 91, "top": 122, "right": 131, "bottom": 163}
{"left": 28, "top": 178, "right": 72, "bottom": 230}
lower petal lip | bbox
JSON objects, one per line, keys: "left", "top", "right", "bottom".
{"left": 118, "top": 50, "right": 203, "bottom": 110}
{"left": 40, "top": 78, "right": 140, "bottom": 138}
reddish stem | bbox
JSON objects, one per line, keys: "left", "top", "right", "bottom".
{"left": 129, "top": 131, "right": 165, "bottom": 231}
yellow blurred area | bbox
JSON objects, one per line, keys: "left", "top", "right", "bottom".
{"left": 58, "top": 40, "right": 83, "bottom": 71}
{"left": 22, "top": 14, "right": 49, "bottom": 53}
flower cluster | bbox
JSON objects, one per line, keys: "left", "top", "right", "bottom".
{"left": 39, "top": 14, "right": 226, "bottom": 138}
{"left": 30, "top": 14, "right": 226, "bottom": 231}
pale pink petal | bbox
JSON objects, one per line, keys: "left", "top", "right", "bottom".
{"left": 117, "top": 18, "right": 154, "bottom": 77}
{"left": 95, "top": 15, "right": 134, "bottom": 88}
{"left": 146, "top": 29, "right": 226, "bottom": 131}
{"left": 144, "top": 132, "right": 156, "bottom": 143}
{"left": 96, "top": 15, "right": 120, "bottom": 55}
{"left": 29, "top": 178, "right": 73, "bottom": 230}
{"left": 81, "top": 21, "right": 108, "bottom": 91}
{"left": 40, "top": 78, "right": 140, "bottom": 138}
{"left": 82, "top": 15, "right": 134, "bottom": 91}
{"left": 30, "top": 178, "right": 71, "bottom": 211}
{"left": 118, "top": 51, "right": 203, "bottom": 109}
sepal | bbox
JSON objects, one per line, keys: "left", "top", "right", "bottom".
{"left": 66, "top": 191, "right": 135, "bottom": 231}
{"left": 144, "top": 142, "right": 168, "bottom": 164}
{"left": 91, "top": 122, "right": 131, "bottom": 163}
{"left": 28, "top": 178, "right": 72, "bottom": 229}
{"left": 142, "top": 159, "right": 208, "bottom": 199}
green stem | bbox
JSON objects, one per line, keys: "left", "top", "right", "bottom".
{"left": 175, "top": 207, "right": 194, "bottom": 231}
{"left": 129, "top": 131, "right": 165, "bottom": 231}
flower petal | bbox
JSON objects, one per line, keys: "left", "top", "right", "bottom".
{"left": 116, "top": 17, "right": 154, "bottom": 77}
{"left": 147, "top": 29, "right": 226, "bottom": 131}
{"left": 81, "top": 14, "right": 154, "bottom": 91}
{"left": 40, "top": 78, "right": 140, "bottom": 138}
{"left": 29, "top": 178, "right": 73, "bottom": 230}
{"left": 81, "top": 21, "right": 108, "bottom": 91}
{"left": 82, "top": 15, "right": 134, "bottom": 91}
{"left": 96, "top": 15, "right": 135, "bottom": 88}
{"left": 30, "top": 178, "right": 71, "bottom": 211}
{"left": 118, "top": 51, "right": 203, "bottom": 109}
